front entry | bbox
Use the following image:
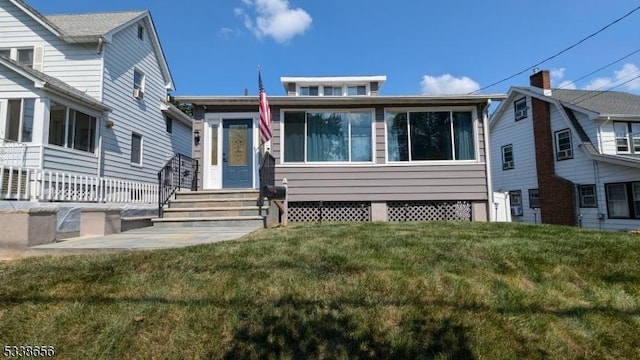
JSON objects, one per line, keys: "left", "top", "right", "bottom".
{"left": 222, "top": 119, "right": 253, "bottom": 188}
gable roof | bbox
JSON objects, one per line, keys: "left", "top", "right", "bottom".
{"left": 7, "top": 1, "right": 174, "bottom": 91}
{"left": 0, "top": 56, "right": 110, "bottom": 112}
{"left": 550, "top": 89, "right": 640, "bottom": 117}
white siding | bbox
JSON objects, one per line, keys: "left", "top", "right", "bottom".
{"left": 598, "top": 121, "right": 619, "bottom": 155}
{"left": 0, "top": 63, "right": 37, "bottom": 95}
{"left": 0, "top": 0, "right": 102, "bottom": 99}
{"left": 552, "top": 106, "right": 594, "bottom": 182}
{"left": 101, "top": 22, "right": 189, "bottom": 183}
{"left": 490, "top": 96, "right": 540, "bottom": 223}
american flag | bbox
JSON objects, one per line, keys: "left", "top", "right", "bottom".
{"left": 258, "top": 70, "right": 273, "bottom": 144}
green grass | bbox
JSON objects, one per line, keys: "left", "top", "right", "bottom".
{"left": 1, "top": 221, "right": 640, "bottom": 359}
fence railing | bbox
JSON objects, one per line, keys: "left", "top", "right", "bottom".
{"left": 157, "top": 153, "right": 198, "bottom": 217}
{"left": 0, "top": 139, "right": 27, "bottom": 167}
{"left": 0, "top": 165, "right": 158, "bottom": 203}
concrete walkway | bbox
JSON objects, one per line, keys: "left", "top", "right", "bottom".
{"left": 2, "top": 224, "right": 263, "bottom": 260}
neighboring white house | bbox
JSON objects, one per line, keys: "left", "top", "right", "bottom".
{"left": 0, "top": 0, "right": 192, "bottom": 202}
{"left": 490, "top": 70, "right": 640, "bottom": 231}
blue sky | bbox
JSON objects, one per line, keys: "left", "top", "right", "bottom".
{"left": 27, "top": 0, "right": 640, "bottom": 97}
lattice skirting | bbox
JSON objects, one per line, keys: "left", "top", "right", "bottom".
{"left": 288, "top": 201, "right": 371, "bottom": 222}
{"left": 387, "top": 201, "right": 472, "bottom": 222}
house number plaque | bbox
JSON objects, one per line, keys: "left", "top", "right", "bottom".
{"left": 228, "top": 124, "right": 247, "bottom": 166}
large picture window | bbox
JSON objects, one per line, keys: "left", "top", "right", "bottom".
{"left": 2, "top": 98, "right": 34, "bottom": 142}
{"left": 283, "top": 111, "right": 373, "bottom": 163}
{"left": 605, "top": 182, "right": 640, "bottom": 219}
{"left": 386, "top": 110, "right": 475, "bottom": 161}
{"left": 48, "top": 102, "right": 96, "bottom": 152}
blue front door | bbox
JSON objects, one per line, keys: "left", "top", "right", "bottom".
{"left": 222, "top": 119, "right": 253, "bottom": 188}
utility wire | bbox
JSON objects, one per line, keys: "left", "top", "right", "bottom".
{"left": 471, "top": 4, "right": 640, "bottom": 94}
{"left": 559, "top": 47, "right": 640, "bottom": 89}
{"left": 572, "top": 73, "right": 640, "bottom": 105}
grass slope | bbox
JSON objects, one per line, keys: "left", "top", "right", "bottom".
{"left": 1, "top": 222, "right": 640, "bottom": 359}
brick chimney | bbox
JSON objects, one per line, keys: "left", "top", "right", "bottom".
{"left": 530, "top": 70, "right": 552, "bottom": 95}
{"left": 529, "top": 69, "right": 575, "bottom": 226}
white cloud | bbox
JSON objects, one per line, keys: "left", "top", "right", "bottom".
{"left": 237, "top": 0, "right": 312, "bottom": 43}
{"left": 550, "top": 68, "right": 566, "bottom": 81}
{"left": 584, "top": 63, "right": 640, "bottom": 91}
{"left": 218, "top": 27, "right": 236, "bottom": 38}
{"left": 420, "top": 74, "right": 480, "bottom": 95}
{"left": 558, "top": 80, "right": 577, "bottom": 90}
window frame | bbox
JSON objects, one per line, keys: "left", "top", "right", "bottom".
{"left": 501, "top": 144, "right": 514, "bottom": 170}
{"left": 347, "top": 85, "right": 367, "bottom": 96}
{"left": 130, "top": 132, "right": 143, "bottom": 165}
{"left": 514, "top": 98, "right": 528, "bottom": 121}
{"left": 165, "top": 115, "right": 173, "bottom": 133}
{"left": 323, "top": 86, "right": 343, "bottom": 96}
{"left": 137, "top": 24, "right": 145, "bottom": 40}
{"left": 613, "top": 122, "right": 640, "bottom": 154}
{"left": 385, "top": 107, "right": 478, "bottom": 163}
{"left": 299, "top": 86, "right": 319, "bottom": 96}
{"left": 47, "top": 102, "right": 97, "bottom": 153}
{"left": 605, "top": 182, "right": 640, "bottom": 219}
{"left": 554, "top": 128, "right": 573, "bottom": 161}
{"left": 16, "top": 48, "right": 34, "bottom": 68}
{"left": 282, "top": 108, "right": 375, "bottom": 164}
{"left": 3, "top": 98, "right": 35, "bottom": 143}
{"left": 133, "top": 69, "right": 145, "bottom": 99}
{"left": 528, "top": 188, "right": 540, "bottom": 209}
{"left": 578, "top": 184, "right": 597, "bottom": 208}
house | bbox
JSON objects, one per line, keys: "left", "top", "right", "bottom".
{"left": 176, "top": 75, "right": 505, "bottom": 223}
{"left": 490, "top": 69, "right": 640, "bottom": 231}
{"left": 0, "top": 0, "right": 192, "bottom": 203}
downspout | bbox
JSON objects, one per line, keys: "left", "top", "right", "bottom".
{"left": 483, "top": 99, "right": 495, "bottom": 221}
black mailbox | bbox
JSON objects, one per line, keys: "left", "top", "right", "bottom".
{"left": 262, "top": 185, "right": 286, "bottom": 200}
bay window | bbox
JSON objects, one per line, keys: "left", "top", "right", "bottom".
{"left": 48, "top": 102, "right": 96, "bottom": 152}
{"left": 283, "top": 110, "right": 373, "bottom": 163}
{"left": 386, "top": 110, "right": 475, "bottom": 161}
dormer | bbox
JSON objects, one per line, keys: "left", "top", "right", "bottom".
{"left": 280, "top": 75, "right": 386, "bottom": 96}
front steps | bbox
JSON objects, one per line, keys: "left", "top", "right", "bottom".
{"left": 152, "top": 189, "right": 267, "bottom": 228}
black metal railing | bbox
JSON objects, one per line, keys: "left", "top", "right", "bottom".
{"left": 158, "top": 153, "right": 198, "bottom": 217}
{"left": 257, "top": 151, "right": 275, "bottom": 208}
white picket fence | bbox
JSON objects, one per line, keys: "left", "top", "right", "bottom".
{"left": 0, "top": 165, "right": 158, "bottom": 203}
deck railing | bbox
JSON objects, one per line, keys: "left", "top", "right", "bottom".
{"left": 157, "top": 153, "right": 198, "bottom": 217}
{"left": 0, "top": 165, "right": 158, "bottom": 203}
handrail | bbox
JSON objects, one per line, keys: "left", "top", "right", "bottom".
{"left": 257, "top": 151, "right": 275, "bottom": 208}
{"left": 157, "top": 153, "right": 198, "bottom": 217}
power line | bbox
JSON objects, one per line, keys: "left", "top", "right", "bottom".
{"left": 559, "top": 47, "right": 640, "bottom": 89}
{"left": 572, "top": 72, "right": 640, "bottom": 105}
{"left": 471, "top": 4, "right": 640, "bottom": 94}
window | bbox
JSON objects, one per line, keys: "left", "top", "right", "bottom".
{"left": 555, "top": 128, "right": 573, "bottom": 160}
{"left": 614, "top": 122, "right": 640, "bottom": 154}
{"left": 165, "top": 116, "right": 173, "bottom": 133}
{"left": 133, "top": 70, "right": 145, "bottom": 99}
{"left": 579, "top": 184, "right": 597, "bottom": 208}
{"left": 137, "top": 24, "right": 145, "bottom": 40}
{"left": 283, "top": 110, "right": 373, "bottom": 163}
{"left": 514, "top": 98, "right": 527, "bottom": 120}
{"left": 323, "top": 86, "right": 342, "bottom": 96}
{"left": 17, "top": 48, "right": 34, "bottom": 68}
{"left": 386, "top": 110, "right": 475, "bottom": 161}
{"left": 2, "top": 98, "right": 35, "bottom": 142}
{"left": 509, "top": 190, "right": 523, "bottom": 216}
{"left": 347, "top": 85, "right": 366, "bottom": 96}
{"left": 605, "top": 182, "right": 640, "bottom": 219}
{"left": 131, "top": 133, "right": 142, "bottom": 164}
{"left": 502, "top": 144, "right": 514, "bottom": 170}
{"left": 299, "top": 86, "right": 318, "bottom": 96}
{"left": 47, "top": 102, "right": 97, "bottom": 152}
{"left": 528, "top": 189, "right": 540, "bottom": 208}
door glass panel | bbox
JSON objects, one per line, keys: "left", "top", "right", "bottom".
{"left": 210, "top": 126, "right": 218, "bottom": 166}
{"left": 228, "top": 124, "right": 247, "bottom": 166}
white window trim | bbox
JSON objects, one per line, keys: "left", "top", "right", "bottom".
{"left": 502, "top": 144, "right": 514, "bottom": 170}
{"left": 514, "top": 98, "right": 528, "bottom": 121}
{"left": 578, "top": 184, "right": 597, "bottom": 208}
{"left": 280, "top": 108, "right": 376, "bottom": 165}
{"left": 383, "top": 106, "right": 479, "bottom": 164}
{"left": 131, "top": 132, "right": 143, "bottom": 166}
{"left": 554, "top": 128, "right": 573, "bottom": 160}
{"left": 133, "top": 69, "right": 145, "bottom": 99}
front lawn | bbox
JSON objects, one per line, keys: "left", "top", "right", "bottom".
{"left": 1, "top": 222, "right": 639, "bottom": 359}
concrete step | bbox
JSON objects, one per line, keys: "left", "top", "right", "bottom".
{"left": 151, "top": 215, "right": 264, "bottom": 228}
{"left": 162, "top": 206, "right": 268, "bottom": 218}
{"left": 176, "top": 189, "right": 259, "bottom": 200}
{"left": 168, "top": 198, "right": 259, "bottom": 209}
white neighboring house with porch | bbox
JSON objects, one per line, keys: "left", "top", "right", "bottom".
{"left": 0, "top": 0, "right": 192, "bottom": 203}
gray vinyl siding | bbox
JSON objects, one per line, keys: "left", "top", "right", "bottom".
{"left": 101, "top": 22, "right": 183, "bottom": 183}
{"left": 42, "top": 145, "right": 97, "bottom": 175}
{"left": 171, "top": 119, "right": 192, "bottom": 157}
{"left": 0, "top": 0, "right": 102, "bottom": 99}
{"left": 273, "top": 104, "right": 489, "bottom": 202}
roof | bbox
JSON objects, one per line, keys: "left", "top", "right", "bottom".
{"left": 174, "top": 94, "right": 506, "bottom": 107}
{"left": 46, "top": 11, "right": 147, "bottom": 42}
{"left": 550, "top": 89, "right": 640, "bottom": 117}
{"left": 0, "top": 56, "right": 110, "bottom": 112}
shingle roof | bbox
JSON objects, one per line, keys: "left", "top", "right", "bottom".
{"left": 550, "top": 89, "right": 640, "bottom": 116}
{"left": 46, "top": 11, "right": 147, "bottom": 42}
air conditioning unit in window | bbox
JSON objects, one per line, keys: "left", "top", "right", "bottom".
{"left": 515, "top": 109, "right": 527, "bottom": 120}
{"left": 557, "top": 149, "right": 572, "bottom": 160}
{"left": 133, "top": 88, "right": 144, "bottom": 100}
{"left": 510, "top": 205, "right": 523, "bottom": 216}
{"left": 503, "top": 160, "right": 514, "bottom": 169}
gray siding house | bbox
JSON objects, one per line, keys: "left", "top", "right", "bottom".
{"left": 177, "top": 76, "right": 505, "bottom": 222}
{"left": 0, "top": 0, "right": 192, "bottom": 202}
